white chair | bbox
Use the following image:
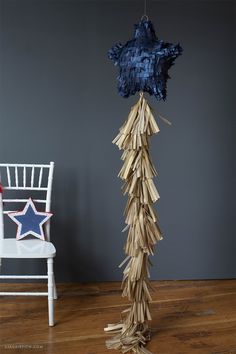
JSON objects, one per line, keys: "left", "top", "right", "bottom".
{"left": 0, "top": 162, "right": 57, "bottom": 326}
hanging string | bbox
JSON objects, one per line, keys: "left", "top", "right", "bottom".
{"left": 144, "top": 0, "right": 147, "bottom": 15}
{"left": 141, "top": 0, "right": 149, "bottom": 21}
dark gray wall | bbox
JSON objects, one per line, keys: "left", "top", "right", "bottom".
{"left": 234, "top": 0, "right": 236, "bottom": 276}
{"left": 0, "top": 0, "right": 235, "bottom": 281}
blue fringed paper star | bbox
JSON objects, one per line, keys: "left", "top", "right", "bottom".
{"left": 8, "top": 198, "right": 52, "bottom": 241}
{"left": 108, "top": 18, "right": 183, "bottom": 100}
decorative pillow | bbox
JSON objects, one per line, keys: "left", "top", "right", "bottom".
{"left": 8, "top": 198, "right": 52, "bottom": 241}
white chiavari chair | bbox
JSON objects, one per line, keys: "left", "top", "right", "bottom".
{"left": 0, "top": 162, "right": 57, "bottom": 326}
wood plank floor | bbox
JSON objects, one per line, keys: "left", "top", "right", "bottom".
{"left": 0, "top": 280, "right": 236, "bottom": 354}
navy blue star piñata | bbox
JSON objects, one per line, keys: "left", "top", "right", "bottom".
{"left": 108, "top": 18, "right": 183, "bottom": 100}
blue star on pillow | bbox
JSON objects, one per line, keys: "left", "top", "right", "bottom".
{"left": 108, "top": 18, "right": 183, "bottom": 100}
{"left": 8, "top": 198, "right": 52, "bottom": 241}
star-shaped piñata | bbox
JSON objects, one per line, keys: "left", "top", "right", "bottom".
{"left": 8, "top": 198, "right": 52, "bottom": 240}
{"left": 108, "top": 18, "right": 183, "bottom": 100}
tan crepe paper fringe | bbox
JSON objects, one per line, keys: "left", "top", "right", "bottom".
{"left": 104, "top": 93, "right": 163, "bottom": 354}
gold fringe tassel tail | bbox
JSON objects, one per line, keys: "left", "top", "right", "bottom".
{"left": 104, "top": 93, "right": 163, "bottom": 354}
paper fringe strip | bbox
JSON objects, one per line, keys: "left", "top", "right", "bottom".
{"left": 104, "top": 93, "right": 163, "bottom": 353}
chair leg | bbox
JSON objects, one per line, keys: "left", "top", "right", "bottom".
{"left": 47, "top": 258, "right": 54, "bottom": 326}
{"left": 53, "top": 274, "right": 57, "bottom": 300}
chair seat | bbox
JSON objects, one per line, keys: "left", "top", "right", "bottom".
{"left": 0, "top": 239, "right": 56, "bottom": 258}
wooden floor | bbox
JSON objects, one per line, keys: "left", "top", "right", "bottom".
{"left": 0, "top": 280, "right": 236, "bottom": 354}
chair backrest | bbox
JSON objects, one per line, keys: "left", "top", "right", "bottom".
{"left": 0, "top": 162, "right": 54, "bottom": 241}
